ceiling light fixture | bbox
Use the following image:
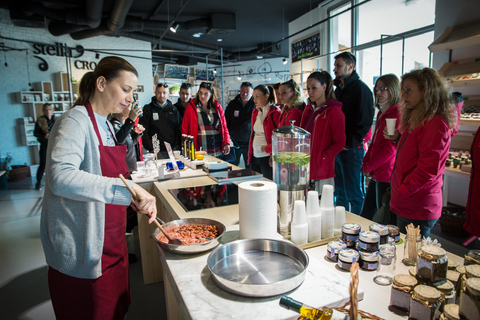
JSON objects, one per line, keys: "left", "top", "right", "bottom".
{"left": 213, "top": 68, "right": 217, "bottom": 74}
{"left": 217, "top": 39, "right": 222, "bottom": 42}
{"left": 256, "top": 55, "right": 263, "bottom": 59}
{"left": 237, "top": 71, "right": 241, "bottom": 80}
{"left": 283, "top": 58, "right": 288, "bottom": 65}
{"left": 192, "top": 33, "right": 202, "bottom": 38}
{"left": 170, "top": 23, "right": 179, "bottom": 33}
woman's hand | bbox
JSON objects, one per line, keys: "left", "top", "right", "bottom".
{"left": 383, "top": 127, "right": 400, "bottom": 141}
{"left": 134, "top": 124, "right": 145, "bottom": 134}
{"left": 224, "top": 144, "right": 230, "bottom": 155}
{"left": 131, "top": 183, "right": 157, "bottom": 223}
{"left": 362, "top": 170, "right": 372, "bottom": 178}
{"left": 129, "top": 102, "right": 143, "bottom": 121}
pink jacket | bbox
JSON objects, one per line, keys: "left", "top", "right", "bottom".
{"left": 248, "top": 105, "right": 281, "bottom": 164}
{"left": 390, "top": 115, "right": 451, "bottom": 221}
{"left": 361, "top": 104, "right": 402, "bottom": 182}
{"left": 278, "top": 105, "right": 303, "bottom": 127}
{"left": 451, "top": 100, "right": 464, "bottom": 137}
{"left": 300, "top": 99, "right": 346, "bottom": 180}
{"left": 465, "top": 126, "right": 480, "bottom": 236}
{"left": 181, "top": 100, "right": 231, "bottom": 150}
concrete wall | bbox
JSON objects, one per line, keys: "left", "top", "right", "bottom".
{"left": 0, "top": 8, "right": 153, "bottom": 167}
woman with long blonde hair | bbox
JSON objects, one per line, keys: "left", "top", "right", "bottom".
{"left": 385, "top": 68, "right": 456, "bottom": 238}
{"left": 278, "top": 79, "right": 305, "bottom": 127}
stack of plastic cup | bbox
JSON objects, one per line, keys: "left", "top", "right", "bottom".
{"left": 306, "top": 191, "right": 322, "bottom": 242}
{"left": 291, "top": 200, "right": 308, "bottom": 245}
{"left": 320, "top": 185, "right": 335, "bottom": 239}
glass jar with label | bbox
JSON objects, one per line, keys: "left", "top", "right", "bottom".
{"left": 409, "top": 285, "right": 442, "bottom": 320}
{"left": 389, "top": 274, "right": 417, "bottom": 311}
{"left": 341, "top": 223, "right": 361, "bottom": 248}
{"left": 416, "top": 245, "right": 448, "bottom": 283}
{"left": 387, "top": 225, "right": 400, "bottom": 243}
{"left": 337, "top": 249, "right": 359, "bottom": 271}
{"left": 459, "top": 278, "right": 480, "bottom": 320}
{"left": 326, "top": 241, "right": 347, "bottom": 262}
{"left": 357, "top": 230, "right": 380, "bottom": 252}
{"left": 369, "top": 223, "right": 389, "bottom": 244}
{"left": 358, "top": 251, "right": 378, "bottom": 271}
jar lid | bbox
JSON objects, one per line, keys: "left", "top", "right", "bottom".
{"left": 456, "top": 265, "right": 466, "bottom": 275}
{"left": 359, "top": 250, "right": 378, "bottom": 262}
{"left": 273, "top": 124, "right": 310, "bottom": 138}
{"left": 359, "top": 230, "right": 380, "bottom": 243}
{"left": 379, "top": 243, "right": 396, "bottom": 252}
{"left": 448, "top": 259, "right": 459, "bottom": 269}
{"left": 386, "top": 225, "right": 400, "bottom": 236}
{"left": 413, "top": 285, "right": 441, "bottom": 302}
{"left": 393, "top": 274, "right": 417, "bottom": 287}
{"left": 443, "top": 304, "right": 460, "bottom": 320}
{"left": 338, "top": 249, "right": 359, "bottom": 263}
{"left": 466, "top": 264, "right": 480, "bottom": 278}
{"left": 369, "top": 223, "right": 389, "bottom": 236}
{"left": 433, "top": 279, "right": 454, "bottom": 293}
{"left": 327, "top": 241, "right": 347, "bottom": 252}
{"left": 465, "top": 278, "right": 480, "bottom": 296}
{"left": 409, "top": 267, "right": 417, "bottom": 277}
{"left": 447, "top": 270, "right": 460, "bottom": 283}
{"left": 342, "top": 223, "right": 361, "bottom": 235}
{"left": 420, "top": 245, "right": 447, "bottom": 259}
{"left": 388, "top": 237, "right": 395, "bottom": 244}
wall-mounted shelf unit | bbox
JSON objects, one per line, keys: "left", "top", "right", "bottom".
{"left": 428, "top": 20, "right": 480, "bottom": 52}
{"left": 438, "top": 57, "right": 480, "bottom": 87}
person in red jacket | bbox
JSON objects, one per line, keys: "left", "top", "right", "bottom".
{"left": 464, "top": 126, "right": 480, "bottom": 237}
{"left": 384, "top": 68, "right": 456, "bottom": 238}
{"left": 181, "top": 82, "right": 231, "bottom": 157}
{"left": 300, "top": 71, "right": 345, "bottom": 195}
{"left": 278, "top": 79, "right": 304, "bottom": 127}
{"left": 360, "top": 74, "right": 402, "bottom": 220}
{"left": 248, "top": 85, "right": 281, "bottom": 180}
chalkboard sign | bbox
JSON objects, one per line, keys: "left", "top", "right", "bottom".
{"left": 195, "top": 68, "right": 215, "bottom": 81}
{"left": 165, "top": 64, "right": 189, "bottom": 80}
{"left": 291, "top": 33, "right": 321, "bottom": 63}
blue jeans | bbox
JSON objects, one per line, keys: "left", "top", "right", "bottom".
{"left": 334, "top": 147, "right": 365, "bottom": 215}
{"left": 360, "top": 179, "right": 390, "bottom": 220}
{"left": 396, "top": 215, "right": 438, "bottom": 239}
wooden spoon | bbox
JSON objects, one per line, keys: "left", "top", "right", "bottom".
{"left": 118, "top": 174, "right": 183, "bottom": 245}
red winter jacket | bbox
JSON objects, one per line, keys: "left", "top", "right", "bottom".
{"left": 300, "top": 99, "right": 346, "bottom": 180}
{"left": 248, "top": 104, "right": 281, "bottom": 164}
{"left": 278, "top": 105, "right": 303, "bottom": 127}
{"left": 465, "top": 126, "right": 480, "bottom": 237}
{"left": 181, "top": 100, "right": 231, "bottom": 150}
{"left": 361, "top": 104, "right": 402, "bottom": 183}
{"left": 390, "top": 115, "right": 451, "bottom": 221}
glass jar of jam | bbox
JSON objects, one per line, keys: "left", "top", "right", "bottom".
{"left": 341, "top": 223, "right": 361, "bottom": 248}
{"left": 337, "top": 249, "right": 359, "bottom": 271}
{"left": 389, "top": 274, "right": 417, "bottom": 311}
{"left": 466, "top": 264, "right": 480, "bottom": 279}
{"left": 409, "top": 285, "right": 442, "bottom": 320}
{"left": 448, "top": 258, "right": 459, "bottom": 270}
{"left": 326, "top": 241, "right": 346, "bottom": 262}
{"left": 434, "top": 279, "right": 456, "bottom": 311}
{"left": 416, "top": 245, "right": 448, "bottom": 283}
{"left": 369, "top": 223, "right": 389, "bottom": 244}
{"left": 387, "top": 225, "right": 400, "bottom": 243}
{"left": 459, "top": 278, "right": 480, "bottom": 320}
{"left": 357, "top": 230, "right": 380, "bottom": 252}
{"left": 439, "top": 304, "right": 460, "bottom": 320}
{"left": 359, "top": 250, "right": 378, "bottom": 271}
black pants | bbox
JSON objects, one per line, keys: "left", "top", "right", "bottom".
{"left": 250, "top": 155, "right": 272, "bottom": 180}
{"left": 360, "top": 179, "right": 390, "bottom": 220}
{"left": 232, "top": 143, "right": 249, "bottom": 168}
{"left": 36, "top": 141, "right": 48, "bottom": 183}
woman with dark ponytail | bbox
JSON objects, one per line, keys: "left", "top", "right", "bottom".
{"left": 248, "top": 85, "right": 281, "bottom": 179}
{"left": 41, "top": 56, "right": 157, "bottom": 319}
{"left": 301, "top": 71, "right": 345, "bottom": 195}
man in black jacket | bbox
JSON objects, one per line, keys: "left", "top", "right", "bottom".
{"left": 333, "top": 52, "right": 374, "bottom": 215}
{"left": 139, "top": 83, "right": 182, "bottom": 157}
{"left": 225, "top": 82, "right": 255, "bottom": 167}
{"left": 173, "top": 83, "right": 192, "bottom": 117}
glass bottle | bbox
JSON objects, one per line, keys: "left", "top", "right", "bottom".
{"left": 403, "top": 233, "right": 422, "bottom": 266}
{"left": 279, "top": 296, "right": 333, "bottom": 320}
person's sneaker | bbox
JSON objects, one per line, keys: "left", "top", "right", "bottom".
{"left": 35, "top": 182, "right": 42, "bottom": 190}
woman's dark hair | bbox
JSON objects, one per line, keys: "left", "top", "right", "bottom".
{"left": 273, "top": 82, "right": 282, "bottom": 90}
{"left": 253, "top": 84, "right": 275, "bottom": 104}
{"left": 74, "top": 56, "right": 138, "bottom": 107}
{"left": 194, "top": 82, "right": 217, "bottom": 109}
{"left": 307, "top": 71, "right": 336, "bottom": 102}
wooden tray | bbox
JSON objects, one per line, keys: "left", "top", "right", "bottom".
{"left": 285, "top": 235, "right": 339, "bottom": 250}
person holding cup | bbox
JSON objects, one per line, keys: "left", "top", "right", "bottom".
{"left": 360, "top": 74, "right": 402, "bottom": 220}
{"left": 384, "top": 68, "right": 456, "bottom": 238}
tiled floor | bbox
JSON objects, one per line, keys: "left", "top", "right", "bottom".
{"left": 0, "top": 177, "right": 166, "bottom": 320}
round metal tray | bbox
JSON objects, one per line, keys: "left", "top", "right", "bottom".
{"left": 207, "top": 238, "right": 309, "bottom": 297}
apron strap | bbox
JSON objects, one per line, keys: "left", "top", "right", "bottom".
{"left": 85, "top": 102, "right": 120, "bottom": 146}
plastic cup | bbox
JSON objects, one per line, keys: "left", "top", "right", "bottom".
{"left": 386, "top": 118, "right": 396, "bottom": 135}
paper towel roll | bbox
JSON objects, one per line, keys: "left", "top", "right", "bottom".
{"left": 334, "top": 206, "right": 346, "bottom": 236}
{"left": 238, "top": 180, "right": 278, "bottom": 239}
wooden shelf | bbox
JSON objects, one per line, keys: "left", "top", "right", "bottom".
{"left": 439, "top": 57, "right": 480, "bottom": 87}
{"left": 459, "top": 118, "right": 480, "bottom": 126}
{"left": 429, "top": 20, "right": 480, "bottom": 52}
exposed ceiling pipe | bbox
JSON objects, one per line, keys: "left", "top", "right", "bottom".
{"left": 48, "top": 0, "right": 104, "bottom": 36}
{"left": 70, "top": 0, "right": 134, "bottom": 40}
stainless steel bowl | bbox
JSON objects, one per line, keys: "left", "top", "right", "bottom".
{"left": 207, "top": 238, "right": 309, "bottom": 297}
{"left": 153, "top": 218, "right": 226, "bottom": 254}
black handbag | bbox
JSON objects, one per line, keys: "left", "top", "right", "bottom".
{"left": 222, "top": 138, "right": 240, "bottom": 163}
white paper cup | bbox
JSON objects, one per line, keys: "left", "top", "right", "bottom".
{"left": 386, "top": 118, "right": 396, "bottom": 135}
{"left": 174, "top": 150, "right": 181, "bottom": 159}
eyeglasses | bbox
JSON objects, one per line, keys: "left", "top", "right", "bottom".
{"left": 156, "top": 83, "right": 169, "bottom": 88}
{"left": 374, "top": 86, "right": 388, "bottom": 93}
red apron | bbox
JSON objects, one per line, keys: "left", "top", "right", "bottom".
{"left": 48, "top": 103, "right": 131, "bottom": 320}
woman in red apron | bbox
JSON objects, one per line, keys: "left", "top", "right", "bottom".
{"left": 41, "top": 56, "right": 157, "bottom": 320}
